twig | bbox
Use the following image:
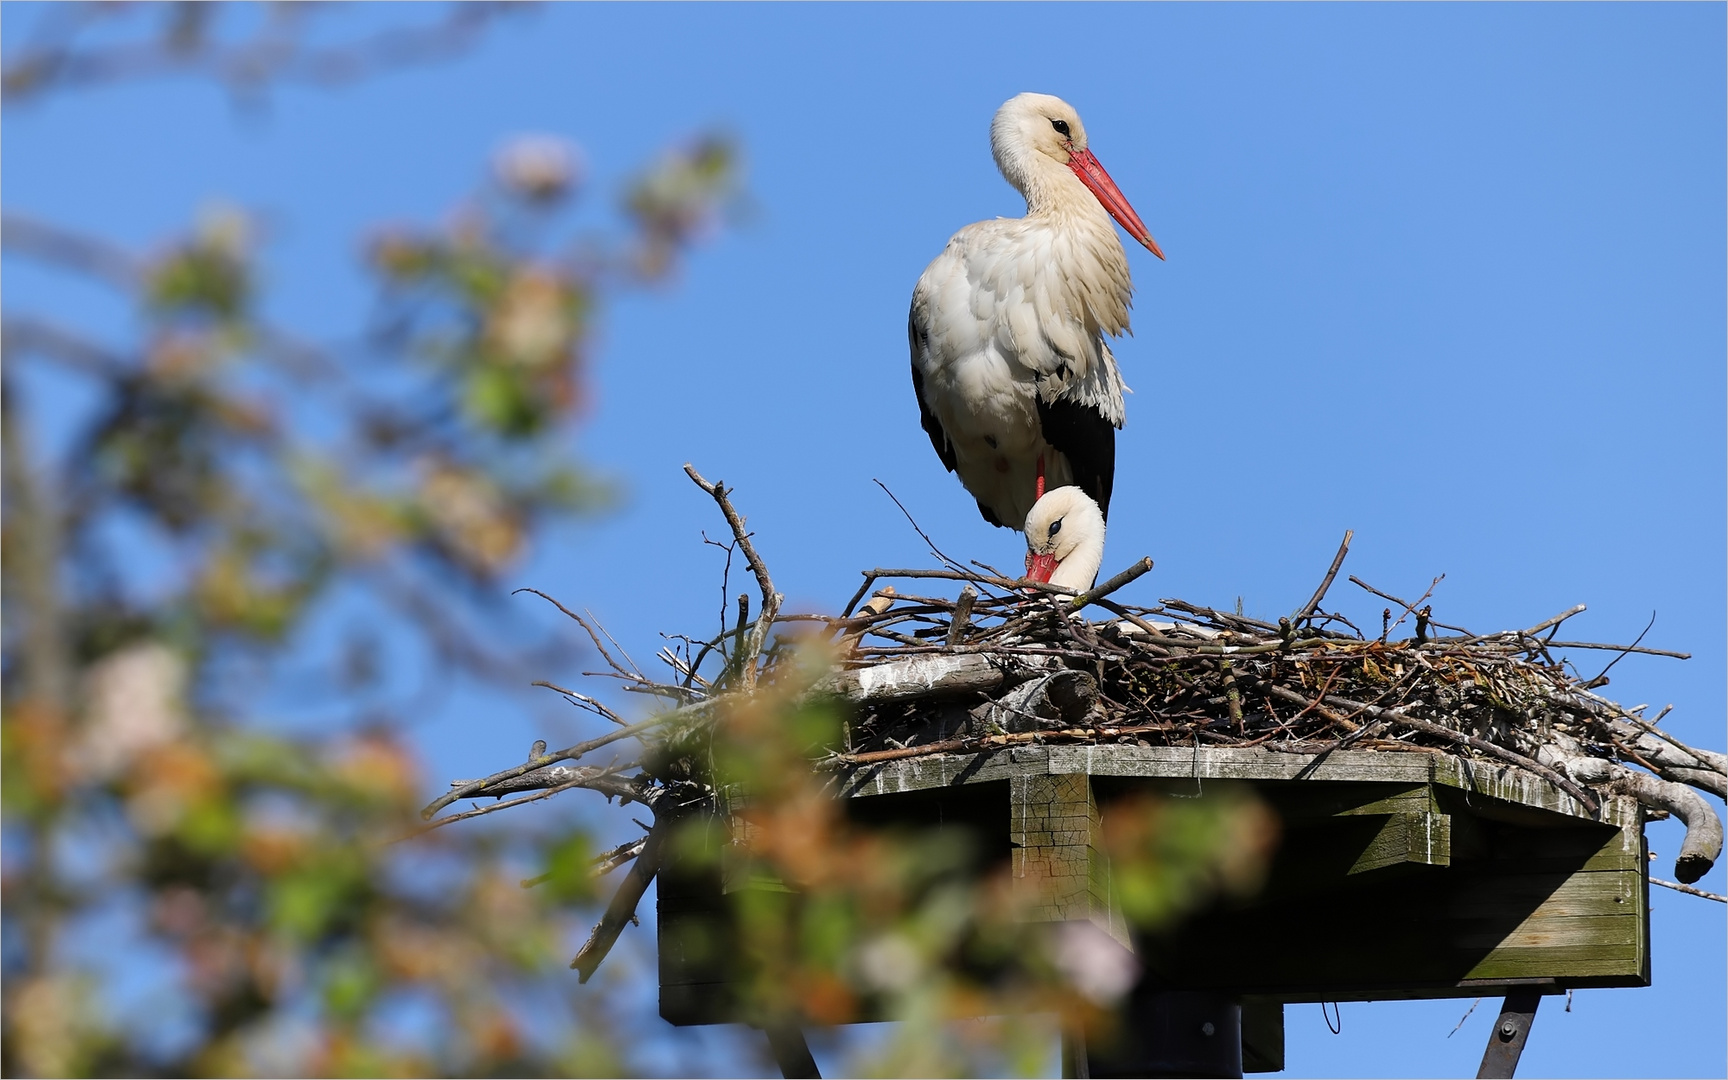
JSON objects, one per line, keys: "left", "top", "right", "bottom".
{"left": 1583, "top": 611, "right": 1657, "bottom": 689}
{"left": 1290, "top": 530, "right": 1353, "bottom": 626}
{"left": 515, "top": 588, "right": 641, "bottom": 679}
{"left": 872, "top": 478, "right": 972, "bottom": 577}
{"left": 411, "top": 764, "right": 636, "bottom": 835}
{"left": 1070, "top": 557, "right": 1154, "bottom": 611}
{"left": 1542, "top": 641, "right": 1690, "bottom": 660}
{"left": 1524, "top": 604, "right": 1587, "bottom": 638}
{"left": 840, "top": 573, "right": 879, "bottom": 619}
{"left": 571, "top": 812, "right": 675, "bottom": 981}
{"left": 1349, "top": 576, "right": 1472, "bottom": 637}
{"left": 684, "top": 465, "right": 774, "bottom": 604}
{"left": 591, "top": 608, "right": 647, "bottom": 683}
{"left": 422, "top": 702, "right": 710, "bottom": 820}
{"left": 1649, "top": 876, "right": 1726, "bottom": 903}
{"left": 521, "top": 835, "right": 649, "bottom": 888}
{"left": 946, "top": 586, "right": 976, "bottom": 647}
{"left": 1446, "top": 998, "right": 1482, "bottom": 1038}
{"left": 1383, "top": 575, "right": 1444, "bottom": 640}
{"left": 532, "top": 681, "right": 627, "bottom": 726}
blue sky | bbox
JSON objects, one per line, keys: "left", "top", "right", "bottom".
{"left": 5, "top": 3, "right": 1723, "bottom": 1076}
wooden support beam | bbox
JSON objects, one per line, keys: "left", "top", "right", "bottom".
{"left": 1240, "top": 1001, "right": 1285, "bottom": 1073}
{"left": 1009, "top": 773, "right": 1130, "bottom": 948}
{"left": 1476, "top": 990, "right": 1541, "bottom": 1078}
{"left": 1083, "top": 990, "right": 1243, "bottom": 1078}
{"left": 1348, "top": 811, "right": 1451, "bottom": 874}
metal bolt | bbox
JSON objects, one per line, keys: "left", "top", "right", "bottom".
{"left": 1500, "top": 1021, "right": 1518, "bottom": 1038}
{"left": 1201, "top": 1022, "right": 1215, "bottom": 1037}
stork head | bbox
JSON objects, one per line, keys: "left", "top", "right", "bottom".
{"left": 1023, "top": 486, "right": 1107, "bottom": 591}
{"left": 991, "top": 92, "right": 1164, "bottom": 259}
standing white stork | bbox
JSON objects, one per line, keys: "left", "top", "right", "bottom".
{"left": 910, "top": 92, "right": 1163, "bottom": 529}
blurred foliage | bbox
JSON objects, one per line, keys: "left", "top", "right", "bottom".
{"left": 626, "top": 644, "right": 1279, "bottom": 1077}
{"left": 1, "top": 6, "right": 738, "bottom": 1075}
{"left": 3, "top": 7, "right": 1274, "bottom": 1078}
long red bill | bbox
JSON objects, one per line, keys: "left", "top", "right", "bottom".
{"left": 1026, "top": 552, "right": 1059, "bottom": 583}
{"left": 1067, "top": 147, "right": 1164, "bottom": 260}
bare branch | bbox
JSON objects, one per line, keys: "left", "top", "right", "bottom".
{"left": 571, "top": 812, "right": 674, "bottom": 982}
{"left": 1290, "top": 529, "right": 1353, "bottom": 626}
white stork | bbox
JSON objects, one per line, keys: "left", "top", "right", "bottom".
{"left": 909, "top": 92, "right": 1162, "bottom": 529}
{"left": 1024, "top": 486, "right": 1106, "bottom": 591}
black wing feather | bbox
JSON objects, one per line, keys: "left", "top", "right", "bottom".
{"left": 1037, "top": 396, "right": 1116, "bottom": 520}
{"left": 908, "top": 309, "right": 958, "bottom": 475}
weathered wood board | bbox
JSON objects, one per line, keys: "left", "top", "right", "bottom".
{"left": 658, "top": 745, "right": 1649, "bottom": 1028}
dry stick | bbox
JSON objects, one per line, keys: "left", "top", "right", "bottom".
{"left": 1649, "top": 876, "right": 1726, "bottom": 903}
{"left": 840, "top": 573, "right": 880, "bottom": 619}
{"left": 522, "top": 835, "right": 650, "bottom": 888}
{"left": 532, "top": 681, "right": 629, "bottom": 727}
{"left": 869, "top": 566, "right": 1064, "bottom": 594}
{"left": 1542, "top": 641, "right": 1691, "bottom": 660}
{"left": 1071, "top": 557, "right": 1155, "bottom": 610}
{"left": 422, "top": 702, "right": 708, "bottom": 820}
{"left": 1093, "top": 598, "right": 1178, "bottom": 653}
{"left": 683, "top": 465, "right": 782, "bottom": 689}
{"left": 1523, "top": 604, "right": 1587, "bottom": 638}
{"left": 1284, "top": 686, "right": 1601, "bottom": 813}
{"left": 727, "top": 592, "right": 750, "bottom": 682}
{"left": 1221, "top": 659, "right": 1244, "bottom": 729}
{"left": 571, "top": 813, "right": 674, "bottom": 982}
{"left": 514, "top": 588, "right": 641, "bottom": 678}
{"left": 827, "top": 723, "right": 1177, "bottom": 768}
{"left": 684, "top": 465, "right": 775, "bottom": 605}
{"left": 946, "top": 586, "right": 977, "bottom": 646}
{"left": 412, "top": 765, "right": 638, "bottom": 835}
{"left": 872, "top": 478, "right": 978, "bottom": 579}
{"left": 592, "top": 609, "right": 648, "bottom": 682}
{"left": 1161, "top": 598, "right": 1283, "bottom": 635}
{"left": 1290, "top": 529, "right": 1353, "bottom": 626}
{"left": 1621, "top": 714, "right": 1724, "bottom": 774}
{"left": 1348, "top": 576, "right": 1473, "bottom": 637}
{"left": 1384, "top": 576, "right": 1444, "bottom": 640}
{"left": 1583, "top": 611, "right": 1657, "bottom": 688}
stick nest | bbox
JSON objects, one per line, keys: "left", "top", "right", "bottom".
{"left": 425, "top": 468, "right": 1726, "bottom": 985}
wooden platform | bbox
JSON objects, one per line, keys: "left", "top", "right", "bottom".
{"left": 658, "top": 743, "right": 1650, "bottom": 1058}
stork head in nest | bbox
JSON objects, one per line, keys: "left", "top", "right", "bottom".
{"left": 1024, "top": 486, "right": 1106, "bottom": 591}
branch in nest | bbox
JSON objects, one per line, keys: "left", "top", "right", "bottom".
{"left": 1290, "top": 529, "right": 1353, "bottom": 627}
{"left": 410, "top": 762, "right": 640, "bottom": 836}
{"left": 421, "top": 700, "right": 713, "bottom": 820}
{"left": 570, "top": 812, "right": 675, "bottom": 982}
{"left": 1650, "top": 876, "right": 1726, "bottom": 903}
{"left": 683, "top": 464, "right": 783, "bottom": 689}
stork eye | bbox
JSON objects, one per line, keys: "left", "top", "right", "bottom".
{"left": 1050, "top": 119, "right": 1071, "bottom": 137}
{"left": 1048, "top": 518, "right": 1063, "bottom": 538}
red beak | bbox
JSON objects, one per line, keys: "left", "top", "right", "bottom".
{"left": 1026, "top": 552, "right": 1059, "bottom": 583}
{"left": 1067, "top": 147, "right": 1164, "bottom": 260}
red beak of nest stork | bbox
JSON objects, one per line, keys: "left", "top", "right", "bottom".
{"left": 909, "top": 91, "right": 1162, "bottom": 533}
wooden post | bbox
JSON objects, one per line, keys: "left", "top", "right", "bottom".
{"left": 1476, "top": 990, "right": 1541, "bottom": 1078}
{"left": 1008, "top": 773, "right": 1129, "bottom": 947}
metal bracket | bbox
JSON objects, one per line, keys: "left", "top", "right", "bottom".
{"left": 1477, "top": 989, "right": 1542, "bottom": 1078}
{"left": 765, "top": 1025, "right": 820, "bottom": 1079}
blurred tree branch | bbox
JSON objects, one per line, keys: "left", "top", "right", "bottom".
{"left": 3, "top": 2, "right": 523, "bottom": 103}
{"left": 1, "top": 5, "right": 744, "bottom": 1075}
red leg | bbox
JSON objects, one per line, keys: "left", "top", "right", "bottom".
{"left": 1035, "top": 453, "right": 1046, "bottom": 502}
